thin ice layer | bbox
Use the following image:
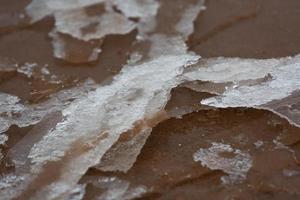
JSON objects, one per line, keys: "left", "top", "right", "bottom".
{"left": 193, "top": 142, "right": 253, "bottom": 184}
{"left": 0, "top": 80, "right": 96, "bottom": 135}
{"left": 4, "top": 54, "right": 198, "bottom": 199}
{"left": 54, "top": 9, "right": 136, "bottom": 41}
{"left": 112, "top": 0, "right": 159, "bottom": 19}
{"left": 26, "top": 0, "right": 106, "bottom": 23}
{"left": 97, "top": 129, "right": 152, "bottom": 172}
{"left": 199, "top": 55, "right": 300, "bottom": 123}
{"left": 112, "top": 0, "right": 159, "bottom": 35}
{"left": 264, "top": 90, "right": 300, "bottom": 128}
{"left": 184, "top": 56, "right": 286, "bottom": 83}
{"left": 189, "top": 55, "right": 300, "bottom": 128}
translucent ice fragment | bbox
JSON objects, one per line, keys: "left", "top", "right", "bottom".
{"left": 97, "top": 129, "right": 152, "bottom": 172}
{"left": 26, "top": 0, "right": 106, "bottom": 23}
{"left": 263, "top": 90, "right": 300, "bottom": 128}
{"left": 0, "top": 80, "right": 96, "bottom": 135}
{"left": 193, "top": 142, "right": 253, "bottom": 184}
{"left": 17, "top": 63, "right": 37, "bottom": 78}
{"left": 112, "top": 0, "right": 159, "bottom": 35}
{"left": 253, "top": 140, "right": 264, "bottom": 149}
{"left": 201, "top": 55, "right": 300, "bottom": 108}
{"left": 149, "top": 34, "right": 188, "bottom": 58}
{"left": 113, "top": 0, "right": 159, "bottom": 19}
{"left": 54, "top": 9, "right": 136, "bottom": 41}
{"left": 185, "top": 57, "right": 285, "bottom": 84}
{"left": 50, "top": 30, "right": 102, "bottom": 63}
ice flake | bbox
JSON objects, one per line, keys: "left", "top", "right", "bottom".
{"left": 41, "top": 66, "right": 50, "bottom": 76}
{"left": 193, "top": 142, "right": 253, "bottom": 184}
{"left": 253, "top": 140, "right": 264, "bottom": 149}
{"left": 17, "top": 62, "right": 37, "bottom": 78}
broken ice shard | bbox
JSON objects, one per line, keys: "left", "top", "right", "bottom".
{"left": 193, "top": 142, "right": 253, "bottom": 184}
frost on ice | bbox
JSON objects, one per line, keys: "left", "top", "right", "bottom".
{"left": 193, "top": 142, "right": 253, "bottom": 184}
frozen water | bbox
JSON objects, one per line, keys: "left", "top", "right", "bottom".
{"left": 0, "top": 53, "right": 199, "bottom": 199}
{"left": 54, "top": 9, "right": 136, "bottom": 41}
{"left": 193, "top": 142, "right": 253, "bottom": 184}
